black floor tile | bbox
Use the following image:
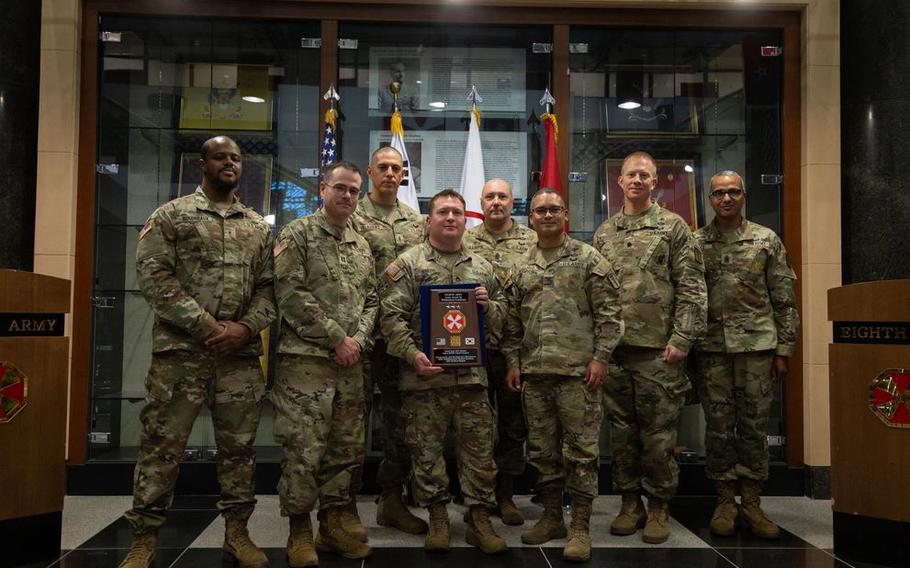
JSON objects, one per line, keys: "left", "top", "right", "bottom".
{"left": 671, "top": 497, "right": 814, "bottom": 548}
{"left": 719, "top": 548, "right": 854, "bottom": 568}
{"left": 78, "top": 510, "right": 219, "bottom": 549}
{"left": 543, "top": 547, "right": 731, "bottom": 568}
{"left": 50, "top": 548, "right": 184, "bottom": 568}
{"left": 361, "top": 547, "right": 548, "bottom": 568}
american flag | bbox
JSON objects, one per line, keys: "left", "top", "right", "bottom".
{"left": 320, "top": 121, "right": 337, "bottom": 171}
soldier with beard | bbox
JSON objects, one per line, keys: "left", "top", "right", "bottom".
{"left": 122, "top": 136, "right": 276, "bottom": 568}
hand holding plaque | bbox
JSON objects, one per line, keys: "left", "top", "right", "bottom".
{"left": 420, "top": 283, "right": 488, "bottom": 368}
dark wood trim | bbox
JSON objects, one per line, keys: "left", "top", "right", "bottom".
{"left": 552, "top": 24, "right": 570, "bottom": 200}
{"left": 84, "top": 1, "right": 798, "bottom": 28}
{"left": 782, "top": 18, "right": 803, "bottom": 468}
{"left": 319, "top": 20, "right": 339, "bottom": 167}
{"left": 69, "top": 6, "right": 101, "bottom": 465}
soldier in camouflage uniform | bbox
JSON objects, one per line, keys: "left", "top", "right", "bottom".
{"left": 692, "top": 171, "right": 799, "bottom": 539}
{"left": 349, "top": 147, "right": 427, "bottom": 536}
{"left": 122, "top": 136, "right": 275, "bottom": 568}
{"left": 593, "top": 151, "right": 707, "bottom": 544}
{"left": 272, "top": 160, "right": 378, "bottom": 564}
{"left": 503, "top": 189, "right": 623, "bottom": 562}
{"left": 380, "top": 189, "right": 507, "bottom": 554}
{"left": 463, "top": 178, "right": 537, "bottom": 525}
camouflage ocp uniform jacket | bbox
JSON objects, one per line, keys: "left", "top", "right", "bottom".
{"left": 502, "top": 237, "right": 624, "bottom": 376}
{"left": 136, "top": 187, "right": 276, "bottom": 356}
{"left": 380, "top": 242, "right": 504, "bottom": 391}
{"left": 593, "top": 203, "right": 707, "bottom": 352}
{"left": 464, "top": 220, "right": 537, "bottom": 349}
{"left": 352, "top": 195, "right": 425, "bottom": 279}
{"left": 694, "top": 219, "right": 799, "bottom": 356}
{"left": 273, "top": 209, "right": 378, "bottom": 357}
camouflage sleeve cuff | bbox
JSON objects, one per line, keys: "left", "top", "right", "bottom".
{"left": 237, "top": 319, "right": 259, "bottom": 338}
{"left": 775, "top": 345, "right": 795, "bottom": 357}
{"left": 668, "top": 334, "right": 693, "bottom": 353}
{"left": 192, "top": 313, "right": 221, "bottom": 343}
{"left": 322, "top": 320, "right": 348, "bottom": 349}
{"left": 405, "top": 347, "right": 422, "bottom": 366}
{"left": 353, "top": 332, "right": 374, "bottom": 353}
{"left": 592, "top": 350, "right": 612, "bottom": 364}
{"left": 503, "top": 352, "right": 520, "bottom": 369}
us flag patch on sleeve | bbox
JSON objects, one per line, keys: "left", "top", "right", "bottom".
{"left": 138, "top": 219, "right": 155, "bottom": 240}
{"left": 385, "top": 261, "right": 404, "bottom": 281}
{"left": 274, "top": 239, "right": 289, "bottom": 257}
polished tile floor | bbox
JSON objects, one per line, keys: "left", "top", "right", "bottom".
{"left": 30, "top": 494, "right": 885, "bottom": 567}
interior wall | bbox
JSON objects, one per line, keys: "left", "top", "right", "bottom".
{"left": 34, "top": 0, "right": 839, "bottom": 468}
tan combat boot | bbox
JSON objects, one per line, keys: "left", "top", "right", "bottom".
{"left": 521, "top": 487, "right": 567, "bottom": 544}
{"left": 710, "top": 480, "right": 739, "bottom": 536}
{"left": 339, "top": 499, "right": 367, "bottom": 543}
{"left": 465, "top": 504, "right": 507, "bottom": 554}
{"left": 118, "top": 532, "right": 156, "bottom": 568}
{"left": 563, "top": 495, "right": 593, "bottom": 562}
{"left": 610, "top": 492, "right": 646, "bottom": 536}
{"left": 223, "top": 518, "right": 269, "bottom": 568}
{"left": 739, "top": 480, "right": 780, "bottom": 539}
{"left": 424, "top": 503, "right": 450, "bottom": 551}
{"left": 376, "top": 491, "right": 428, "bottom": 534}
{"left": 287, "top": 514, "right": 318, "bottom": 568}
{"left": 642, "top": 497, "right": 670, "bottom": 544}
{"left": 494, "top": 474, "right": 525, "bottom": 526}
{"left": 315, "top": 507, "right": 372, "bottom": 559}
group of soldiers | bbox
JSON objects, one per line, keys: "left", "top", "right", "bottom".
{"left": 119, "top": 135, "right": 799, "bottom": 568}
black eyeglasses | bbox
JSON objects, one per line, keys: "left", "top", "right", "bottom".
{"left": 709, "top": 188, "right": 745, "bottom": 199}
{"left": 531, "top": 206, "right": 565, "bottom": 216}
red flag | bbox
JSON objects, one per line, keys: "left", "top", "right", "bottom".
{"left": 539, "top": 113, "right": 567, "bottom": 230}
{"left": 539, "top": 113, "right": 564, "bottom": 195}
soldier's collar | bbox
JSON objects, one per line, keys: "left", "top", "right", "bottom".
{"left": 706, "top": 218, "right": 752, "bottom": 242}
{"left": 531, "top": 236, "right": 572, "bottom": 267}
{"left": 315, "top": 208, "right": 355, "bottom": 241}
{"left": 427, "top": 243, "right": 470, "bottom": 264}
{"left": 193, "top": 186, "right": 245, "bottom": 217}
{"left": 362, "top": 194, "right": 406, "bottom": 220}
{"left": 616, "top": 202, "right": 660, "bottom": 229}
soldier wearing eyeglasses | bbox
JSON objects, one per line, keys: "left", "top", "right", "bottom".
{"left": 592, "top": 151, "right": 707, "bottom": 544}
{"left": 272, "top": 160, "right": 378, "bottom": 564}
{"left": 692, "top": 171, "right": 799, "bottom": 540}
{"left": 502, "top": 188, "right": 623, "bottom": 562}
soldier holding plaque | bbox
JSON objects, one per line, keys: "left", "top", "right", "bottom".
{"left": 380, "top": 189, "right": 507, "bottom": 555}
{"left": 504, "top": 189, "right": 624, "bottom": 562}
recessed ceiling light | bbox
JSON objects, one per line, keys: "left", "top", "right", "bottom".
{"left": 242, "top": 96, "right": 265, "bottom": 103}
{"left": 428, "top": 101, "right": 447, "bottom": 109}
{"left": 618, "top": 101, "right": 641, "bottom": 110}
{"left": 684, "top": 165, "right": 694, "bottom": 173}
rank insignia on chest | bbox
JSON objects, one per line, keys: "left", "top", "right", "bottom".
{"left": 722, "top": 253, "right": 733, "bottom": 264}
{"left": 543, "top": 276, "right": 554, "bottom": 286}
{"left": 339, "top": 255, "right": 348, "bottom": 266}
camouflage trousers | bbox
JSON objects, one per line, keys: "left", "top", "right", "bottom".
{"left": 692, "top": 350, "right": 775, "bottom": 481}
{"left": 272, "top": 355, "right": 365, "bottom": 515}
{"left": 125, "top": 350, "right": 265, "bottom": 534}
{"left": 604, "top": 346, "right": 689, "bottom": 501}
{"left": 403, "top": 384, "right": 497, "bottom": 508}
{"left": 487, "top": 350, "right": 527, "bottom": 476}
{"left": 523, "top": 375, "right": 603, "bottom": 499}
{"left": 352, "top": 340, "right": 411, "bottom": 495}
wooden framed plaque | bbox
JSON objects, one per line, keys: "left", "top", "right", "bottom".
{"left": 420, "top": 284, "right": 487, "bottom": 368}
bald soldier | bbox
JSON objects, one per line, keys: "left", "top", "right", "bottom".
{"left": 593, "top": 151, "right": 707, "bottom": 544}
{"left": 692, "top": 171, "right": 799, "bottom": 539}
{"left": 123, "top": 136, "right": 276, "bottom": 568}
{"left": 504, "top": 189, "right": 623, "bottom": 562}
{"left": 350, "top": 147, "right": 427, "bottom": 536}
{"left": 464, "top": 178, "right": 536, "bottom": 524}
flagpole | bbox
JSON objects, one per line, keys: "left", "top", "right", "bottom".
{"left": 320, "top": 84, "right": 341, "bottom": 180}
{"left": 459, "top": 86, "right": 485, "bottom": 228}
{"left": 538, "top": 87, "right": 567, "bottom": 231}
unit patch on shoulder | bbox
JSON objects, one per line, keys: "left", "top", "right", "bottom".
{"left": 274, "top": 239, "right": 289, "bottom": 257}
{"left": 139, "top": 219, "right": 155, "bottom": 240}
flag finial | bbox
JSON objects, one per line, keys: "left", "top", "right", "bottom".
{"left": 389, "top": 80, "right": 401, "bottom": 113}
{"left": 539, "top": 88, "right": 556, "bottom": 114}
{"left": 466, "top": 85, "right": 483, "bottom": 109}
